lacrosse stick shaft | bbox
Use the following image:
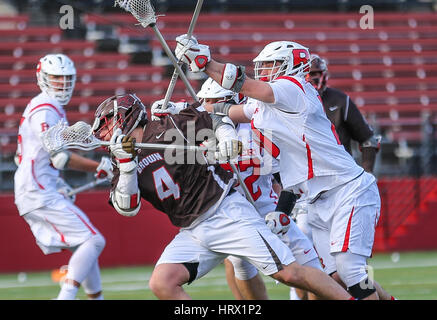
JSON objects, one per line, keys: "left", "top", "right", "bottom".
{"left": 99, "top": 140, "right": 207, "bottom": 152}
{"left": 67, "top": 178, "right": 108, "bottom": 197}
{"left": 161, "top": 0, "right": 204, "bottom": 110}
{"left": 229, "top": 163, "right": 259, "bottom": 213}
{"left": 151, "top": 25, "right": 198, "bottom": 100}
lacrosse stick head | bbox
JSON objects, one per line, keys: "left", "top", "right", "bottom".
{"left": 41, "top": 120, "right": 103, "bottom": 153}
{"left": 114, "top": 0, "right": 158, "bottom": 27}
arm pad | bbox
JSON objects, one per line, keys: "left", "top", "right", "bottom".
{"left": 111, "top": 158, "right": 140, "bottom": 217}
{"left": 212, "top": 101, "right": 234, "bottom": 116}
{"left": 221, "top": 63, "right": 246, "bottom": 93}
{"left": 111, "top": 188, "right": 141, "bottom": 217}
{"left": 275, "top": 190, "right": 297, "bottom": 216}
{"left": 210, "top": 114, "right": 235, "bottom": 132}
{"left": 50, "top": 150, "right": 71, "bottom": 170}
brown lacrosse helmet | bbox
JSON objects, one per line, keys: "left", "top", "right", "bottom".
{"left": 92, "top": 93, "right": 148, "bottom": 139}
{"left": 307, "top": 54, "right": 329, "bottom": 94}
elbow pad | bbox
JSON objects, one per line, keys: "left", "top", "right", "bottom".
{"left": 111, "top": 188, "right": 141, "bottom": 217}
{"left": 275, "top": 190, "right": 298, "bottom": 216}
{"left": 221, "top": 63, "right": 246, "bottom": 93}
{"left": 210, "top": 114, "right": 235, "bottom": 132}
{"left": 50, "top": 151, "right": 71, "bottom": 170}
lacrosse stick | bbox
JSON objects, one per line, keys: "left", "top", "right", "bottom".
{"left": 67, "top": 178, "right": 109, "bottom": 197}
{"left": 41, "top": 121, "right": 208, "bottom": 154}
{"left": 160, "top": 0, "right": 204, "bottom": 110}
{"left": 114, "top": 0, "right": 198, "bottom": 100}
{"left": 42, "top": 121, "right": 258, "bottom": 209}
{"left": 111, "top": 1, "right": 256, "bottom": 208}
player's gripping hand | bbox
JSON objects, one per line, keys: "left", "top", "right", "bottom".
{"left": 265, "top": 211, "right": 291, "bottom": 235}
{"left": 95, "top": 156, "right": 114, "bottom": 180}
{"left": 216, "top": 138, "right": 242, "bottom": 161}
{"left": 151, "top": 99, "right": 188, "bottom": 121}
{"left": 56, "top": 177, "right": 76, "bottom": 203}
{"left": 109, "top": 128, "right": 137, "bottom": 173}
{"left": 175, "top": 34, "right": 211, "bottom": 72}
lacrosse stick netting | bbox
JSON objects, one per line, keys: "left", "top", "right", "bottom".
{"left": 41, "top": 120, "right": 208, "bottom": 153}
{"left": 114, "top": 0, "right": 159, "bottom": 28}
{"left": 41, "top": 121, "right": 100, "bottom": 153}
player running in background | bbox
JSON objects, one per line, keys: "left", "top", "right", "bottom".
{"left": 92, "top": 93, "right": 353, "bottom": 300}
{"left": 189, "top": 77, "right": 321, "bottom": 300}
{"left": 175, "top": 35, "right": 388, "bottom": 300}
{"left": 14, "top": 54, "right": 112, "bottom": 300}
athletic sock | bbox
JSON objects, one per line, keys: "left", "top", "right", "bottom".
{"left": 57, "top": 281, "right": 79, "bottom": 300}
{"left": 289, "top": 287, "right": 301, "bottom": 300}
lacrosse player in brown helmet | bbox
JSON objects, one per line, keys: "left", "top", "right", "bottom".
{"left": 92, "top": 93, "right": 353, "bottom": 300}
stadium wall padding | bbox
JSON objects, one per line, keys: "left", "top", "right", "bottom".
{"left": 0, "top": 191, "right": 179, "bottom": 273}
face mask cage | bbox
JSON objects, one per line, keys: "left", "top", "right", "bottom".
{"left": 37, "top": 72, "right": 76, "bottom": 105}
{"left": 92, "top": 95, "right": 146, "bottom": 139}
{"left": 254, "top": 60, "right": 288, "bottom": 82}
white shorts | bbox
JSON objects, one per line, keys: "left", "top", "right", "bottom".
{"left": 23, "top": 198, "right": 100, "bottom": 255}
{"left": 307, "top": 172, "right": 380, "bottom": 274}
{"left": 156, "top": 191, "right": 296, "bottom": 280}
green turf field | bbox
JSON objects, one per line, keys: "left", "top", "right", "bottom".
{"left": 1, "top": 250, "right": 437, "bottom": 300}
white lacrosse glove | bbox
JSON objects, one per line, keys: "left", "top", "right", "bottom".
{"left": 109, "top": 128, "right": 138, "bottom": 173}
{"left": 56, "top": 177, "right": 76, "bottom": 203}
{"left": 214, "top": 121, "right": 242, "bottom": 161}
{"left": 265, "top": 211, "right": 291, "bottom": 236}
{"left": 175, "top": 34, "right": 211, "bottom": 73}
{"left": 95, "top": 156, "right": 114, "bottom": 180}
{"left": 151, "top": 99, "right": 188, "bottom": 121}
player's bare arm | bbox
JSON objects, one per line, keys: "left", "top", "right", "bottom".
{"left": 67, "top": 153, "right": 100, "bottom": 172}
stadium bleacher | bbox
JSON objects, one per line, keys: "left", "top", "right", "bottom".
{"left": 0, "top": 8, "right": 436, "bottom": 179}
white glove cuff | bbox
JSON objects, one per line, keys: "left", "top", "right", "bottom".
{"left": 118, "top": 157, "right": 137, "bottom": 173}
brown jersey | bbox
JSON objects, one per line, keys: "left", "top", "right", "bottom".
{"left": 321, "top": 87, "right": 374, "bottom": 155}
{"left": 111, "top": 106, "right": 235, "bottom": 228}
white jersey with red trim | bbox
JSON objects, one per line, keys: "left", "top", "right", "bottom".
{"left": 232, "top": 123, "right": 279, "bottom": 214}
{"left": 243, "top": 76, "right": 363, "bottom": 203}
{"left": 14, "top": 92, "right": 68, "bottom": 215}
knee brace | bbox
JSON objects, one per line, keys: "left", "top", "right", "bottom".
{"left": 334, "top": 251, "right": 371, "bottom": 290}
{"left": 348, "top": 278, "right": 376, "bottom": 299}
{"left": 227, "top": 256, "right": 258, "bottom": 281}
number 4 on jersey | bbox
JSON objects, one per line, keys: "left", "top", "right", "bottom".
{"left": 153, "top": 166, "right": 180, "bottom": 201}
